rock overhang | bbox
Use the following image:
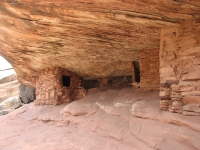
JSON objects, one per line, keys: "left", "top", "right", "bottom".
{"left": 0, "top": 0, "right": 200, "bottom": 86}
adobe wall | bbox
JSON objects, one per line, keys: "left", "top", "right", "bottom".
{"left": 160, "top": 20, "right": 200, "bottom": 115}
{"left": 139, "top": 49, "right": 160, "bottom": 90}
{"left": 35, "top": 67, "right": 86, "bottom": 105}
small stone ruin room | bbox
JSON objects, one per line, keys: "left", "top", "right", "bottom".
{"left": 0, "top": 0, "right": 200, "bottom": 115}
{"left": 0, "top": 1, "right": 200, "bottom": 149}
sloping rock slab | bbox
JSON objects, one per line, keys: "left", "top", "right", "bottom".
{"left": 0, "top": 69, "right": 17, "bottom": 84}
{"left": 0, "top": 96, "right": 22, "bottom": 115}
{"left": 0, "top": 88, "right": 200, "bottom": 150}
{"left": 0, "top": 80, "right": 19, "bottom": 102}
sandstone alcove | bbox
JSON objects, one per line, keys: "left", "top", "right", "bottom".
{"left": 0, "top": 1, "right": 200, "bottom": 115}
{"left": 1, "top": 1, "right": 200, "bottom": 150}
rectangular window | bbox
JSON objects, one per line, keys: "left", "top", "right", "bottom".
{"left": 62, "top": 76, "right": 71, "bottom": 87}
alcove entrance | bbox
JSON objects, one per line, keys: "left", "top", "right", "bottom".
{"left": 133, "top": 61, "right": 140, "bottom": 83}
{"left": 62, "top": 76, "right": 71, "bottom": 87}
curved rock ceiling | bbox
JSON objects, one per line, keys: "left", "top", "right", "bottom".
{"left": 0, "top": 0, "right": 200, "bottom": 86}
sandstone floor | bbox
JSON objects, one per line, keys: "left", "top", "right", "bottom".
{"left": 0, "top": 87, "right": 200, "bottom": 150}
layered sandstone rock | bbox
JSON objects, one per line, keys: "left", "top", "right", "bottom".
{"left": 0, "top": 80, "right": 19, "bottom": 103}
{"left": 159, "top": 20, "right": 200, "bottom": 114}
{"left": 1, "top": 88, "right": 200, "bottom": 150}
{"left": 0, "top": 1, "right": 200, "bottom": 114}
{"left": 1, "top": 0, "right": 200, "bottom": 86}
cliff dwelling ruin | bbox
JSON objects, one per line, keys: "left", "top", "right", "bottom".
{"left": 0, "top": 1, "right": 200, "bottom": 116}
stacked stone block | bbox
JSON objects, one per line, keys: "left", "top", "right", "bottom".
{"left": 35, "top": 68, "right": 66, "bottom": 105}
{"left": 35, "top": 67, "right": 86, "bottom": 105}
{"left": 139, "top": 49, "right": 160, "bottom": 90}
{"left": 160, "top": 19, "right": 200, "bottom": 115}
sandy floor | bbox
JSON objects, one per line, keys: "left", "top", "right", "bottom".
{"left": 0, "top": 87, "right": 200, "bottom": 150}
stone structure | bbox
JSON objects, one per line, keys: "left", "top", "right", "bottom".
{"left": 139, "top": 49, "right": 160, "bottom": 90}
{"left": 160, "top": 20, "right": 200, "bottom": 114}
{"left": 35, "top": 67, "right": 86, "bottom": 105}
{"left": 0, "top": 1, "right": 200, "bottom": 115}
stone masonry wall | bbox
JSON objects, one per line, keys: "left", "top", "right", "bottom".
{"left": 139, "top": 49, "right": 160, "bottom": 90}
{"left": 35, "top": 68, "right": 65, "bottom": 105}
{"left": 35, "top": 67, "right": 86, "bottom": 105}
{"left": 160, "top": 20, "right": 200, "bottom": 115}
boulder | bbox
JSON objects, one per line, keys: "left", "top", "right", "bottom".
{"left": 19, "top": 84, "right": 36, "bottom": 104}
{"left": 0, "top": 80, "right": 19, "bottom": 103}
{"left": 182, "top": 104, "right": 200, "bottom": 116}
{"left": 0, "top": 96, "right": 22, "bottom": 113}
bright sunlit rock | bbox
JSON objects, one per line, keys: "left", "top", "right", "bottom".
{"left": 0, "top": 56, "right": 12, "bottom": 70}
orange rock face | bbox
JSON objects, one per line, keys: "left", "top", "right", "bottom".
{"left": 0, "top": 1, "right": 200, "bottom": 114}
{"left": 1, "top": 0, "right": 199, "bottom": 86}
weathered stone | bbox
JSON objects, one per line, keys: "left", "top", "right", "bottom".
{"left": 0, "top": 80, "right": 19, "bottom": 103}
{"left": 139, "top": 49, "right": 160, "bottom": 90}
{"left": 183, "top": 96, "right": 200, "bottom": 105}
{"left": 183, "top": 111, "right": 200, "bottom": 116}
{"left": 160, "top": 100, "right": 171, "bottom": 110}
{"left": 181, "top": 91, "right": 200, "bottom": 97}
{"left": 159, "top": 20, "right": 200, "bottom": 114}
{"left": 0, "top": 109, "right": 14, "bottom": 116}
{"left": 0, "top": 1, "right": 200, "bottom": 116}
{"left": 1, "top": 1, "right": 199, "bottom": 86}
{"left": 35, "top": 67, "right": 86, "bottom": 105}
{"left": 182, "top": 72, "right": 200, "bottom": 81}
{"left": 182, "top": 104, "right": 200, "bottom": 114}
{"left": 2, "top": 88, "right": 200, "bottom": 149}
{"left": 19, "top": 84, "right": 36, "bottom": 104}
{"left": 160, "top": 67, "right": 175, "bottom": 77}
{"left": 0, "top": 96, "right": 22, "bottom": 111}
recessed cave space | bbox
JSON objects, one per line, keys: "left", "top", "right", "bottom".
{"left": 109, "top": 76, "right": 133, "bottom": 87}
{"left": 62, "top": 76, "right": 71, "bottom": 87}
{"left": 133, "top": 61, "right": 140, "bottom": 82}
{"left": 81, "top": 79, "right": 99, "bottom": 90}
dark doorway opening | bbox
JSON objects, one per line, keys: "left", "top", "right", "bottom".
{"left": 133, "top": 61, "right": 140, "bottom": 82}
{"left": 81, "top": 79, "right": 99, "bottom": 90}
{"left": 62, "top": 76, "right": 71, "bottom": 87}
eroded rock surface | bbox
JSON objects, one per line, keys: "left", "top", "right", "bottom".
{"left": 19, "top": 84, "right": 35, "bottom": 104}
{"left": 0, "top": 80, "right": 19, "bottom": 103}
{"left": 1, "top": 1, "right": 200, "bottom": 86}
{"left": 0, "top": 96, "right": 21, "bottom": 114}
{"left": 0, "top": 88, "right": 200, "bottom": 150}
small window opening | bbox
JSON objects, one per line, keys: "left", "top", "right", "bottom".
{"left": 133, "top": 61, "right": 140, "bottom": 82}
{"left": 62, "top": 76, "right": 71, "bottom": 87}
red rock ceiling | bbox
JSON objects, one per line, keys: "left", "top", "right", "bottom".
{"left": 0, "top": 0, "right": 200, "bottom": 86}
